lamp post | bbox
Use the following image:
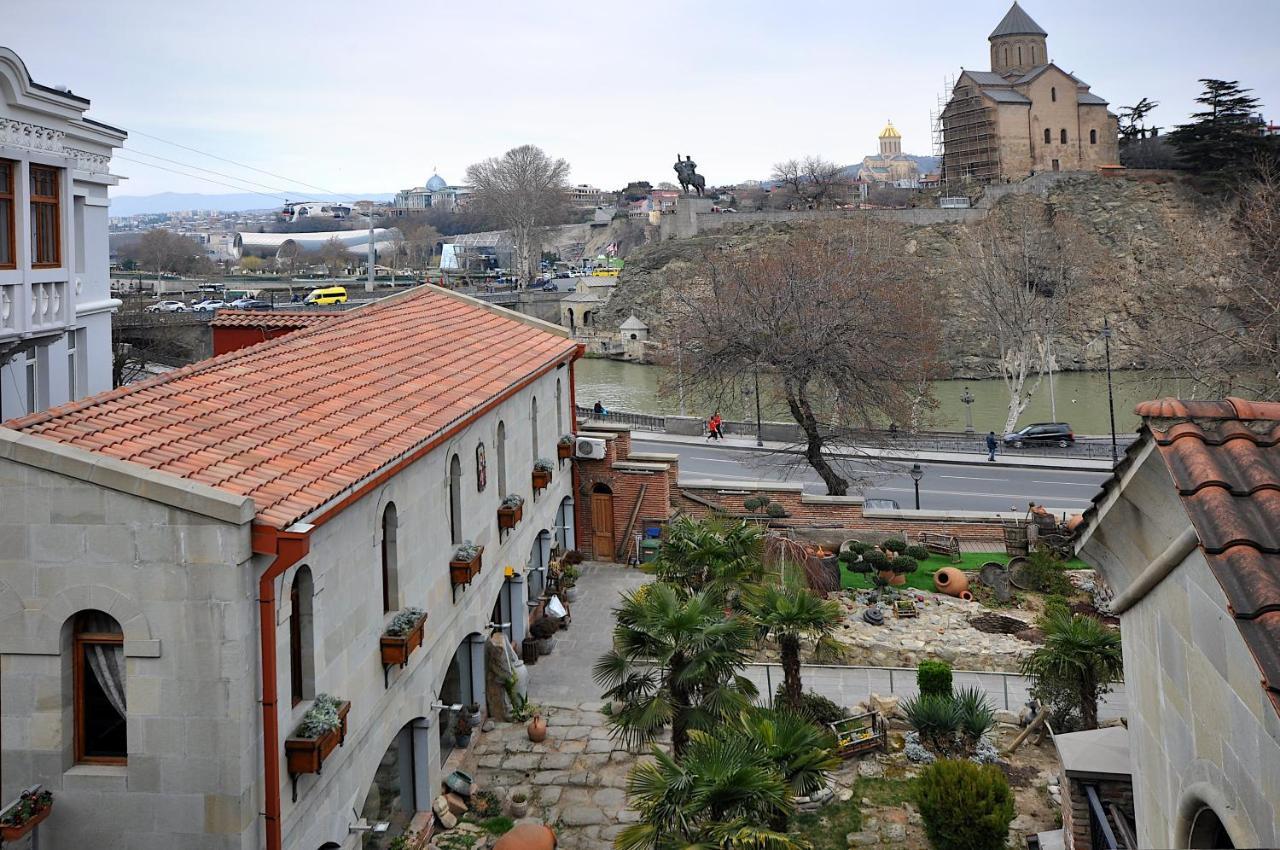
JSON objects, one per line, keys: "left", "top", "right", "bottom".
{"left": 960, "top": 386, "right": 975, "bottom": 434}
{"left": 753, "top": 364, "right": 763, "bottom": 447}
{"left": 1103, "top": 317, "right": 1118, "bottom": 463}
{"left": 909, "top": 463, "right": 924, "bottom": 510}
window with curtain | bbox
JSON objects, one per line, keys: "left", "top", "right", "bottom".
{"left": 30, "top": 164, "right": 61, "bottom": 268}
{"left": 496, "top": 421, "right": 507, "bottom": 498}
{"left": 290, "top": 568, "right": 315, "bottom": 705}
{"left": 381, "top": 503, "right": 398, "bottom": 613}
{"left": 449, "top": 454, "right": 462, "bottom": 544}
{"left": 74, "top": 611, "right": 126, "bottom": 763}
{"left": 1044, "top": 128, "right": 1052, "bottom": 144}
{"left": 0, "top": 160, "right": 13, "bottom": 269}
{"left": 531, "top": 397, "right": 539, "bottom": 461}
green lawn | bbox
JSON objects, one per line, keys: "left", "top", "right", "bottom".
{"left": 790, "top": 777, "right": 919, "bottom": 848}
{"left": 839, "top": 551, "right": 1088, "bottom": 592}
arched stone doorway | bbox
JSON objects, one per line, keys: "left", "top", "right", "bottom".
{"left": 437, "top": 634, "right": 486, "bottom": 765}
{"left": 590, "top": 483, "right": 615, "bottom": 560}
{"left": 357, "top": 719, "right": 430, "bottom": 848}
{"left": 1187, "top": 806, "right": 1235, "bottom": 849}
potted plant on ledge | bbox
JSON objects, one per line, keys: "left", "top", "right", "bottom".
{"left": 0, "top": 788, "right": 53, "bottom": 841}
{"left": 532, "top": 458, "right": 554, "bottom": 491}
{"left": 380, "top": 607, "right": 427, "bottom": 667}
{"left": 497, "top": 494, "right": 524, "bottom": 530}
{"left": 450, "top": 541, "right": 483, "bottom": 587}
{"left": 557, "top": 434, "right": 574, "bottom": 461}
{"left": 455, "top": 712, "right": 474, "bottom": 748}
{"left": 285, "top": 694, "right": 351, "bottom": 776}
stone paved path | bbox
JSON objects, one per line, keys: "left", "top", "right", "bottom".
{"left": 527, "top": 562, "right": 648, "bottom": 706}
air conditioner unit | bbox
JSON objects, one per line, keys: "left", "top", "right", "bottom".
{"left": 575, "top": 437, "right": 607, "bottom": 460}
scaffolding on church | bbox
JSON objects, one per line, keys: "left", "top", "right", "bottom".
{"left": 932, "top": 76, "right": 1001, "bottom": 193}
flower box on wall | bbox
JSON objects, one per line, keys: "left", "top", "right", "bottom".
{"left": 0, "top": 789, "right": 53, "bottom": 842}
{"left": 497, "top": 496, "right": 524, "bottom": 531}
{"left": 450, "top": 545, "right": 483, "bottom": 587}
{"left": 285, "top": 697, "right": 350, "bottom": 776}
{"left": 532, "top": 460, "right": 553, "bottom": 492}
{"left": 557, "top": 437, "right": 573, "bottom": 460}
{"left": 380, "top": 609, "right": 427, "bottom": 667}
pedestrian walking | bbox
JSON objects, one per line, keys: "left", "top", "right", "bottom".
{"left": 986, "top": 430, "right": 999, "bottom": 462}
{"left": 707, "top": 412, "right": 723, "bottom": 440}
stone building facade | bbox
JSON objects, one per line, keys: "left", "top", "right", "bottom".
{"left": 0, "top": 48, "right": 125, "bottom": 419}
{"left": 940, "top": 3, "right": 1119, "bottom": 183}
{"left": 857, "top": 122, "right": 919, "bottom": 188}
{"left": 0, "top": 286, "right": 580, "bottom": 849}
{"left": 1077, "top": 398, "right": 1280, "bottom": 848}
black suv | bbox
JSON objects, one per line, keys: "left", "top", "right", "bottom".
{"left": 1003, "top": 422, "right": 1075, "bottom": 448}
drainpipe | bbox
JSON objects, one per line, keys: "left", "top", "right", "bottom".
{"left": 252, "top": 523, "right": 313, "bottom": 850}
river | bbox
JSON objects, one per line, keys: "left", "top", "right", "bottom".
{"left": 573, "top": 358, "right": 1195, "bottom": 434}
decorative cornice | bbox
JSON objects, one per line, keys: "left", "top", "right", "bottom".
{"left": 0, "top": 118, "right": 113, "bottom": 173}
{"left": 65, "top": 146, "right": 111, "bottom": 174}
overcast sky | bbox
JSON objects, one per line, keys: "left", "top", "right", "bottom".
{"left": 7, "top": 0, "right": 1279, "bottom": 200}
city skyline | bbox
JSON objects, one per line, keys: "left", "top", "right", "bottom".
{"left": 6, "top": 0, "right": 1279, "bottom": 199}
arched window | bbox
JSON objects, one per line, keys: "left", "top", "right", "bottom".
{"left": 290, "top": 568, "right": 315, "bottom": 705}
{"left": 74, "top": 611, "right": 126, "bottom": 763}
{"left": 1044, "top": 128, "right": 1052, "bottom": 144}
{"left": 1061, "top": 128, "right": 1068, "bottom": 144}
{"left": 555, "top": 379, "right": 563, "bottom": 435}
{"left": 1017, "top": 45, "right": 1022, "bottom": 65}
{"left": 531, "top": 396, "right": 539, "bottom": 461}
{"left": 496, "top": 421, "right": 507, "bottom": 499}
{"left": 1090, "top": 129, "right": 1098, "bottom": 145}
{"left": 1051, "top": 86, "right": 1057, "bottom": 102}
{"left": 1187, "top": 805, "right": 1235, "bottom": 848}
{"left": 1003, "top": 47, "right": 1009, "bottom": 66}
{"left": 381, "top": 503, "right": 398, "bottom": 613}
{"left": 1030, "top": 45, "right": 1036, "bottom": 64}
{"left": 449, "top": 454, "right": 463, "bottom": 544}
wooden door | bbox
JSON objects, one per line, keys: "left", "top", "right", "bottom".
{"left": 591, "top": 491, "right": 615, "bottom": 560}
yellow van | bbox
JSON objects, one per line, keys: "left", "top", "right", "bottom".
{"left": 591, "top": 267, "right": 620, "bottom": 277}
{"left": 304, "top": 286, "right": 348, "bottom": 305}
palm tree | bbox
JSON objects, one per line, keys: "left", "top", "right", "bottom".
{"left": 1020, "top": 610, "right": 1123, "bottom": 729}
{"left": 745, "top": 585, "right": 841, "bottom": 710}
{"left": 652, "top": 517, "right": 765, "bottom": 607}
{"left": 594, "top": 583, "right": 758, "bottom": 759}
{"left": 615, "top": 730, "right": 812, "bottom": 850}
{"left": 735, "top": 708, "right": 840, "bottom": 829}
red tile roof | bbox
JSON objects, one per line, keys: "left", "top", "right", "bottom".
{"left": 209, "top": 310, "right": 341, "bottom": 330}
{"left": 5, "top": 287, "right": 577, "bottom": 529}
{"left": 1136, "top": 397, "right": 1280, "bottom": 715}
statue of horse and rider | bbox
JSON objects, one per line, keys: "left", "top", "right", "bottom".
{"left": 674, "top": 154, "right": 706, "bottom": 197}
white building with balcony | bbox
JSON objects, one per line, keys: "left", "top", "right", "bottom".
{"left": 0, "top": 47, "right": 126, "bottom": 419}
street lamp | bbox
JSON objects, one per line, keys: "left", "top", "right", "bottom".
{"left": 753, "top": 364, "right": 763, "bottom": 447}
{"left": 909, "top": 463, "right": 924, "bottom": 510}
{"left": 1102, "top": 317, "right": 1118, "bottom": 463}
{"left": 960, "top": 386, "right": 975, "bottom": 434}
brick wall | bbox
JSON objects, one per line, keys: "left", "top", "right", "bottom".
{"left": 573, "top": 430, "right": 677, "bottom": 562}
{"left": 1062, "top": 775, "right": 1135, "bottom": 850}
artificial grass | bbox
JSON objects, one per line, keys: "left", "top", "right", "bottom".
{"left": 839, "top": 551, "right": 1088, "bottom": 591}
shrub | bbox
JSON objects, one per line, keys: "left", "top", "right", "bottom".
{"left": 906, "top": 544, "right": 931, "bottom": 562}
{"left": 530, "top": 617, "right": 558, "bottom": 639}
{"left": 765, "top": 501, "right": 788, "bottom": 518}
{"left": 776, "top": 686, "right": 848, "bottom": 727}
{"left": 882, "top": 537, "right": 908, "bottom": 554}
{"left": 1039, "top": 594, "right": 1071, "bottom": 626}
{"left": 917, "top": 759, "right": 1015, "bottom": 850}
{"left": 953, "top": 687, "right": 995, "bottom": 745}
{"left": 891, "top": 555, "right": 919, "bottom": 575}
{"left": 744, "top": 494, "right": 770, "bottom": 512}
{"left": 481, "top": 816, "right": 515, "bottom": 835}
{"left": 562, "top": 549, "right": 585, "bottom": 566}
{"left": 846, "top": 540, "right": 871, "bottom": 555}
{"left": 862, "top": 548, "right": 890, "bottom": 570}
{"left": 842, "top": 554, "right": 872, "bottom": 575}
{"left": 917, "top": 660, "right": 953, "bottom": 699}
{"left": 902, "top": 694, "right": 961, "bottom": 752}
{"left": 1024, "top": 548, "right": 1073, "bottom": 595}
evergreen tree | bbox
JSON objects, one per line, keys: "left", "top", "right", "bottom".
{"left": 1169, "top": 79, "right": 1265, "bottom": 179}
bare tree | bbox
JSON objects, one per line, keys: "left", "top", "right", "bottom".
{"left": 122, "top": 229, "right": 211, "bottom": 285}
{"left": 770, "top": 159, "right": 805, "bottom": 205}
{"left": 802, "top": 156, "right": 848, "bottom": 209}
{"left": 318, "top": 236, "right": 353, "bottom": 274}
{"left": 466, "top": 145, "right": 570, "bottom": 286}
{"left": 958, "top": 198, "right": 1095, "bottom": 433}
{"left": 664, "top": 220, "right": 941, "bottom": 495}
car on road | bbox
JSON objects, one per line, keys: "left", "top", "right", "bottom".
{"left": 144, "top": 300, "right": 188, "bottom": 313}
{"left": 863, "top": 498, "right": 900, "bottom": 510}
{"left": 190, "top": 299, "right": 227, "bottom": 312}
{"left": 234, "top": 299, "right": 273, "bottom": 311}
{"left": 228, "top": 296, "right": 262, "bottom": 308}
{"left": 1003, "top": 422, "right": 1075, "bottom": 448}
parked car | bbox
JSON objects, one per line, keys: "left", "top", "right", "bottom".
{"left": 554, "top": 270, "right": 571, "bottom": 279}
{"left": 1003, "top": 422, "right": 1075, "bottom": 448}
{"left": 236, "top": 299, "right": 273, "bottom": 311}
{"left": 191, "top": 299, "right": 227, "bottom": 311}
{"left": 229, "top": 296, "right": 260, "bottom": 308}
{"left": 863, "top": 498, "right": 901, "bottom": 510}
{"left": 144, "top": 300, "right": 187, "bottom": 313}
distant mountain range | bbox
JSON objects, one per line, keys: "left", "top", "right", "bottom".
{"left": 108, "top": 191, "right": 398, "bottom": 217}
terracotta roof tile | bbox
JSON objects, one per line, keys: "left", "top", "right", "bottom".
{"left": 1126, "top": 397, "right": 1280, "bottom": 715}
{"left": 5, "top": 286, "right": 577, "bottom": 529}
{"left": 209, "top": 310, "right": 342, "bottom": 330}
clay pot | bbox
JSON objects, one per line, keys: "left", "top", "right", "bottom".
{"left": 1066, "top": 513, "right": 1085, "bottom": 532}
{"left": 878, "top": 570, "right": 906, "bottom": 587}
{"left": 494, "top": 823, "right": 557, "bottom": 850}
{"left": 934, "top": 567, "right": 970, "bottom": 597}
{"left": 527, "top": 714, "right": 547, "bottom": 743}
{"left": 509, "top": 793, "right": 529, "bottom": 818}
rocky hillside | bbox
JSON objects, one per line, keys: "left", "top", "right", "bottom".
{"left": 600, "top": 173, "right": 1232, "bottom": 377}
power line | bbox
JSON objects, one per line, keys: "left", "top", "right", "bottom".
{"left": 124, "top": 127, "right": 362, "bottom": 202}
{"left": 124, "top": 147, "right": 315, "bottom": 201}
{"left": 112, "top": 154, "right": 293, "bottom": 204}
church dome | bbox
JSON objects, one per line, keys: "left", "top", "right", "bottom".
{"left": 879, "top": 121, "right": 901, "bottom": 139}
{"left": 426, "top": 173, "right": 447, "bottom": 191}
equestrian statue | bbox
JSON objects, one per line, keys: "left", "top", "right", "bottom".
{"left": 674, "top": 154, "right": 706, "bottom": 197}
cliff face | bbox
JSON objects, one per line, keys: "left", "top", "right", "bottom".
{"left": 599, "top": 173, "right": 1232, "bottom": 377}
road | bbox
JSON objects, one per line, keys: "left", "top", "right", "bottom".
{"left": 633, "top": 438, "right": 1109, "bottom": 514}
